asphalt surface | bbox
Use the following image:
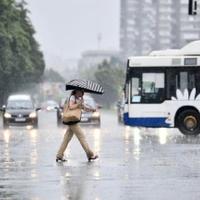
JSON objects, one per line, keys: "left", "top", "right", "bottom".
{"left": 1, "top": 110, "right": 200, "bottom": 200}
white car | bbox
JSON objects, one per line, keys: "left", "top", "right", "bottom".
{"left": 81, "top": 96, "right": 101, "bottom": 125}
{"left": 42, "top": 100, "right": 59, "bottom": 111}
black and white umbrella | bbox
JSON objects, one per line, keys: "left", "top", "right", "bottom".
{"left": 65, "top": 79, "right": 104, "bottom": 95}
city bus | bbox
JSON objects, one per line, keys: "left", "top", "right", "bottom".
{"left": 123, "top": 40, "right": 200, "bottom": 135}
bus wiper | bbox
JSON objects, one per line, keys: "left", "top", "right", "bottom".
{"left": 18, "top": 107, "right": 30, "bottom": 109}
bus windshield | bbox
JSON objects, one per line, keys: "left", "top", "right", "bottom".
{"left": 130, "top": 70, "right": 165, "bottom": 103}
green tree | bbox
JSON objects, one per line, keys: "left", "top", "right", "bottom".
{"left": 43, "top": 68, "right": 65, "bottom": 83}
{"left": 0, "top": 0, "right": 45, "bottom": 104}
{"left": 94, "top": 58, "right": 125, "bottom": 108}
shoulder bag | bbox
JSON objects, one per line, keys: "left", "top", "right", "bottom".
{"left": 62, "top": 96, "right": 82, "bottom": 124}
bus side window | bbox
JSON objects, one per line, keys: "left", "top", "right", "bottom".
{"left": 167, "top": 69, "right": 197, "bottom": 99}
{"left": 196, "top": 72, "right": 200, "bottom": 95}
{"left": 166, "top": 70, "right": 177, "bottom": 99}
{"left": 131, "top": 77, "right": 141, "bottom": 103}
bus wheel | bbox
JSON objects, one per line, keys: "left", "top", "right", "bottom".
{"left": 177, "top": 109, "right": 200, "bottom": 136}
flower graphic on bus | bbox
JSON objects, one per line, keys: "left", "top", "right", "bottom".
{"left": 171, "top": 88, "right": 200, "bottom": 101}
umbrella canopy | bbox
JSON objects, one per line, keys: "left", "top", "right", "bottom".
{"left": 65, "top": 79, "right": 104, "bottom": 95}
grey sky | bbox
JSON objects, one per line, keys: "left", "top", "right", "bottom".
{"left": 26, "top": 0, "right": 120, "bottom": 65}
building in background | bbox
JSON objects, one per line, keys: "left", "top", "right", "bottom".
{"left": 176, "top": 0, "right": 200, "bottom": 47}
{"left": 78, "top": 50, "right": 120, "bottom": 79}
{"left": 120, "top": 0, "right": 156, "bottom": 57}
{"left": 78, "top": 50, "right": 119, "bottom": 69}
{"left": 155, "top": 0, "right": 174, "bottom": 50}
{"left": 120, "top": 0, "right": 200, "bottom": 59}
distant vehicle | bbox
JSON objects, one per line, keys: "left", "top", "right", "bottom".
{"left": 57, "top": 98, "right": 66, "bottom": 126}
{"left": 41, "top": 100, "right": 59, "bottom": 111}
{"left": 117, "top": 98, "right": 125, "bottom": 123}
{"left": 124, "top": 40, "right": 200, "bottom": 136}
{"left": 1, "top": 94, "right": 40, "bottom": 128}
{"left": 81, "top": 95, "right": 101, "bottom": 125}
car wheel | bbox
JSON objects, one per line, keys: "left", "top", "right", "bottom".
{"left": 177, "top": 109, "right": 200, "bottom": 136}
{"left": 57, "top": 118, "right": 62, "bottom": 127}
{"left": 96, "top": 119, "right": 101, "bottom": 127}
{"left": 3, "top": 122, "right": 9, "bottom": 129}
{"left": 33, "top": 120, "right": 38, "bottom": 128}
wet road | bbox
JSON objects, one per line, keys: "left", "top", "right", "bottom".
{"left": 1, "top": 111, "right": 200, "bottom": 200}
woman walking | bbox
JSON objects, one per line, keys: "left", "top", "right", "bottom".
{"left": 56, "top": 89, "right": 98, "bottom": 162}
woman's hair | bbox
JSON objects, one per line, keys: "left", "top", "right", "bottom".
{"left": 71, "top": 90, "right": 84, "bottom": 96}
{"left": 71, "top": 90, "right": 76, "bottom": 96}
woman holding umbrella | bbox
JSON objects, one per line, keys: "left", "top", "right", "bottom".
{"left": 56, "top": 80, "right": 104, "bottom": 162}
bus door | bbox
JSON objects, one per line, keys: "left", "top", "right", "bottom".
{"left": 129, "top": 71, "right": 168, "bottom": 127}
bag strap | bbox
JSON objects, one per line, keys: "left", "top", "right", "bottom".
{"left": 64, "top": 95, "right": 83, "bottom": 111}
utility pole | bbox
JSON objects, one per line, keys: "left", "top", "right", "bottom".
{"left": 97, "top": 33, "right": 102, "bottom": 50}
{"left": 188, "top": 0, "right": 197, "bottom": 15}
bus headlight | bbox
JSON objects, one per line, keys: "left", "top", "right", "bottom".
{"left": 4, "top": 112, "right": 11, "bottom": 118}
{"left": 29, "top": 112, "right": 37, "bottom": 118}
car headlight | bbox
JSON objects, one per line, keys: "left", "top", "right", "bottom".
{"left": 29, "top": 112, "right": 37, "bottom": 118}
{"left": 46, "top": 106, "right": 51, "bottom": 111}
{"left": 92, "top": 112, "right": 100, "bottom": 118}
{"left": 4, "top": 112, "right": 11, "bottom": 118}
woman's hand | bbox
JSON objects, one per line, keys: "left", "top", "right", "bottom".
{"left": 92, "top": 108, "right": 96, "bottom": 112}
{"left": 69, "top": 99, "right": 83, "bottom": 110}
{"left": 77, "top": 100, "right": 84, "bottom": 109}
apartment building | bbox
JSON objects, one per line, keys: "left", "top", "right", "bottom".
{"left": 120, "top": 0, "right": 155, "bottom": 58}
{"left": 120, "top": 0, "right": 200, "bottom": 58}
{"left": 177, "top": 0, "right": 200, "bottom": 47}
{"left": 154, "top": 0, "right": 174, "bottom": 49}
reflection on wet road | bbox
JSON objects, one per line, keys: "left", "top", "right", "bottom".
{"left": 1, "top": 111, "right": 200, "bottom": 199}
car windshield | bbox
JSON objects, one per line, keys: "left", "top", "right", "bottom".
{"left": 60, "top": 98, "right": 66, "bottom": 107}
{"left": 7, "top": 100, "right": 33, "bottom": 109}
{"left": 84, "top": 98, "right": 96, "bottom": 109}
{"left": 46, "top": 100, "right": 58, "bottom": 106}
